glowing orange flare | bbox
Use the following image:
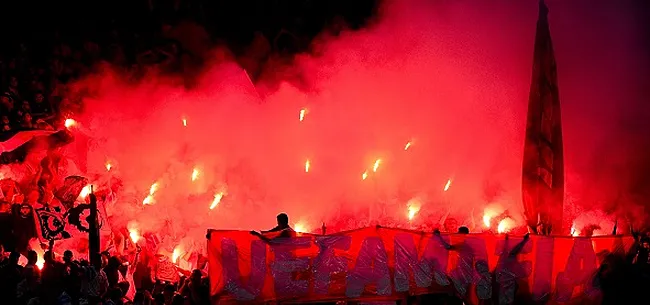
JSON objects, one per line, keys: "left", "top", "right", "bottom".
{"left": 191, "top": 168, "right": 200, "bottom": 181}
{"left": 497, "top": 218, "right": 516, "bottom": 234}
{"left": 373, "top": 159, "right": 381, "bottom": 172}
{"left": 129, "top": 230, "right": 140, "bottom": 243}
{"left": 571, "top": 223, "right": 579, "bottom": 237}
{"left": 105, "top": 163, "right": 112, "bottom": 171}
{"left": 404, "top": 141, "right": 412, "bottom": 151}
{"left": 79, "top": 184, "right": 92, "bottom": 199}
{"left": 443, "top": 179, "right": 452, "bottom": 192}
{"left": 483, "top": 215, "right": 491, "bottom": 228}
{"left": 294, "top": 222, "right": 308, "bottom": 233}
{"left": 182, "top": 118, "right": 187, "bottom": 127}
{"left": 64, "top": 118, "right": 76, "bottom": 128}
{"left": 362, "top": 171, "right": 368, "bottom": 180}
{"left": 172, "top": 245, "right": 183, "bottom": 263}
{"left": 299, "top": 108, "right": 307, "bottom": 122}
{"left": 304, "top": 160, "right": 310, "bottom": 173}
{"left": 210, "top": 192, "right": 223, "bottom": 210}
{"left": 143, "top": 182, "right": 159, "bottom": 205}
{"left": 407, "top": 205, "right": 420, "bottom": 221}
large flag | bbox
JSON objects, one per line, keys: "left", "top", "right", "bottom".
{"left": 522, "top": 0, "right": 565, "bottom": 234}
{"left": 0, "top": 129, "right": 74, "bottom": 165}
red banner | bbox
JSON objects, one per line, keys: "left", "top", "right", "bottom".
{"left": 207, "top": 227, "right": 633, "bottom": 304}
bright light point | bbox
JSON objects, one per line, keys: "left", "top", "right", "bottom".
{"left": 142, "top": 195, "right": 154, "bottom": 205}
{"left": 373, "top": 159, "right": 381, "bottom": 172}
{"left": 304, "top": 160, "right": 310, "bottom": 173}
{"left": 404, "top": 141, "right": 412, "bottom": 151}
{"left": 149, "top": 182, "right": 159, "bottom": 195}
{"left": 129, "top": 230, "right": 140, "bottom": 243}
{"left": 191, "top": 168, "right": 200, "bottom": 181}
{"left": 182, "top": 118, "right": 187, "bottom": 127}
{"left": 407, "top": 205, "right": 420, "bottom": 221}
{"left": 497, "top": 218, "right": 516, "bottom": 234}
{"left": 299, "top": 108, "right": 307, "bottom": 122}
{"left": 36, "top": 257, "right": 44, "bottom": 270}
{"left": 362, "top": 171, "right": 368, "bottom": 180}
{"left": 105, "top": 163, "right": 112, "bottom": 171}
{"left": 210, "top": 192, "right": 223, "bottom": 210}
{"left": 64, "top": 119, "right": 76, "bottom": 128}
{"left": 443, "top": 179, "right": 452, "bottom": 192}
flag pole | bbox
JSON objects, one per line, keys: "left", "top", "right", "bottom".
{"left": 89, "top": 185, "right": 100, "bottom": 267}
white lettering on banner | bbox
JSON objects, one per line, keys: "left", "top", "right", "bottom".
{"left": 313, "top": 236, "right": 352, "bottom": 295}
{"left": 346, "top": 237, "right": 392, "bottom": 298}
{"left": 393, "top": 234, "right": 450, "bottom": 292}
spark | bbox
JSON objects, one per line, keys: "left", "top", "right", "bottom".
{"left": 362, "top": 171, "right": 368, "bottom": 180}
{"left": 373, "top": 159, "right": 381, "bottom": 172}
{"left": 404, "top": 141, "right": 412, "bottom": 151}
{"left": 191, "top": 168, "right": 200, "bottom": 181}
{"left": 443, "top": 179, "right": 452, "bottom": 192}
{"left": 182, "top": 118, "right": 187, "bottom": 127}
{"left": 105, "top": 162, "right": 112, "bottom": 171}
{"left": 210, "top": 192, "right": 224, "bottom": 210}
{"left": 64, "top": 119, "right": 77, "bottom": 128}
{"left": 304, "top": 160, "right": 310, "bottom": 173}
{"left": 299, "top": 108, "right": 307, "bottom": 122}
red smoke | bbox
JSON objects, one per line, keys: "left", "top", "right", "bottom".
{"left": 50, "top": 0, "right": 649, "bottom": 254}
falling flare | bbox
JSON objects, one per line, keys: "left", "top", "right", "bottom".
{"left": 304, "top": 160, "right": 310, "bottom": 173}
{"left": 362, "top": 171, "right": 368, "bottom": 180}
{"left": 105, "top": 162, "right": 112, "bottom": 171}
{"left": 299, "top": 108, "right": 307, "bottom": 122}
{"left": 182, "top": 118, "right": 187, "bottom": 127}
{"left": 64, "top": 118, "right": 77, "bottom": 128}
{"left": 210, "top": 192, "right": 224, "bottom": 210}
{"left": 373, "top": 159, "right": 381, "bottom": 172}
{"left": 191, "top": 168, "right": 200, "bottom": 181}
{"left": 143, "top": 182, "right": 159, "bottom": 205}
{"left": 404, "top": 141, "right": 412, "bottom": 151}
{"left": 443, "top": 179, "right": 452, "bottom": 192}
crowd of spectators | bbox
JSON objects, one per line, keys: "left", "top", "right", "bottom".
{"left": 0, "top": 246, "right": 210, "bottom": 305}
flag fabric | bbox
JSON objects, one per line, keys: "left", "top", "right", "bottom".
{"left": 0, "top": 129, "right": 74, "bottom": 165}
{"left": 522, "top": 0, "right": 565, "bottom": 234}
{"left": 55, "top": 175, "right": 89, "bottom": 210}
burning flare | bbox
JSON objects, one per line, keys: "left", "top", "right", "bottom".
{"left": 404, "top": 141, "right": 412, "bottom": 151}
{"left": 362, "top": 171, "right": 368, "bottom": 180}
{"left": 497, "top": 218, "right": 516, "bottom": 234}
{"left": 294, "top": 222, "right": 308, "bottom": 233}
{"left": 571, "top": 222, "right": 579, "bottom": 237}
{"left": 407, "top": 205, "right": 420, "bottom": 221}
{"left": 304, "top": 160, "right": 310, "bottom": 173}
{"left": 79, "top": 184, "right": 93, "bottom": 199}
{"left": 172, "top": 245, "right": 183, "bottom": 263}
{"left": 64, "top": 118, "right": 77, "bottom": 128}
{"left": 299, "top": 108, "right": 308, "bottom": 122}
{"left": 182, "top": 117, "right": 187, "bottom": 127}
{"left": 142, "top": 182, "right": 159, "bottom": 205}
{"left": 191, "top": 168, "right": 200, "bottom": 181}
{"left": 128, "top": 221, "right": 140, "bottom": 243}
{"left": 105, "top": 162, "right": 112, "bottom": 171}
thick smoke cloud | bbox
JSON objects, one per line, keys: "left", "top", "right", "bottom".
{"left": 58, "top": 0, "right": 649, "bottom": 250}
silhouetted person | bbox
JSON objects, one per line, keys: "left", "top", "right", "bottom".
{"left": 458, "top": 226, "right": 470, "bottom": 234}
{"left": 250, "top": 213, "right": 296, "bottom": 240}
